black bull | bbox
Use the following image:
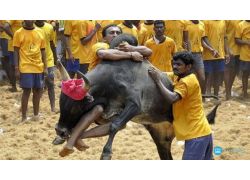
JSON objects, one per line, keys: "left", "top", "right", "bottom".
{"left": 56, "top": 36, "right": 219, "bottom": 160}
{"left": 56, "top": 59, "right": 219, "bottom": 160}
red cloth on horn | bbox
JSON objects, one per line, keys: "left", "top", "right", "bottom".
{"left": 61, "top": 78, "right": 88, "bottom": 100}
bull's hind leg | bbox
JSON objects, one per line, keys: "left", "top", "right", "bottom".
{"left": 101, "top": 101, "right": 140, "bottom": 160}
{"left": 144, "top": 122, "right": 174, "bottom": 160}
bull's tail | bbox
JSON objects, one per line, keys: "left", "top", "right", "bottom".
{"left": 202, "top": 95, "right": 221, "bottom": 124}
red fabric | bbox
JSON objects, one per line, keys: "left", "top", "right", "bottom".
{"left": 61, "top": 79, "right": 88, "bottom": 100}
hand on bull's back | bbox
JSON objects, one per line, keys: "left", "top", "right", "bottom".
{"left": 148, "top": 67, "right": 161, "bottom": 83}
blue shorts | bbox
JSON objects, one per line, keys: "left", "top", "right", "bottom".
{"left": 239, "top": 60, "right": 250, "bottom": 72}
{"left": 66, "top": 59, "right": 79, "bottom": 73}
{"left": 0, "top": 38, "right": 9, "bottom": 57}
{"left": 20, "top": 73, "right": 44, "bottom": 89}
{"left": 8, "top": 51, "right": 17, "bottom": 66}
{"left": 183, "top": 134, "right": 213, "bottom": 160}
{"left": 204, "top": 59, "right": 225, "bottom": 73}
{"left": 79, "top": 63, "right": 89, "bottom": 74}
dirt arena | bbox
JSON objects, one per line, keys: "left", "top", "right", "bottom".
{"left": 0, "top": 70, "right": 250, "bottom": 160}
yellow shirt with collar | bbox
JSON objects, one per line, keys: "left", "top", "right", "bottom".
{"left": 202, "top": 20, "right": 226, "bottom": 60}
{"left": 88, "top": 42, "right": 109, "bottom": 71}
{"left": 167, "top": 72, "right": 211, "bottom": 141}
{"left": 35, "top": 22, "right": 55, "bottom": 68}
{"left": 226, "top": 20, "right": 241, "bottom": 56}
{"left": 145, "top": 36, "right": 177, "bottom": 72}
{"left": 235, "top": 21, "right": 250, "bottom": 61}
{"left": 13, "top": 27, "right": 45, "bottom": 73}
{"left": 164, "top": 20, "right": 188, "bottom": 52}
{"left": 186, "top": 21, "right": 205, "bottom": 53}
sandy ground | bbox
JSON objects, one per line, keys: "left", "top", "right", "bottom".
{"left": 0, "top": 70, "right": 250, "bottom": 160}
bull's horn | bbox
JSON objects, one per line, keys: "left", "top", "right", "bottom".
{"left": 77, "top": 71, "right": 90, "bottom": 90}
{"left": 57, "top": 60, "right": 70, "bottom": 81}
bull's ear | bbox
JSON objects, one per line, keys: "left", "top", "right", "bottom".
{"left": 57, "top": 60, "right": 70, "bottom": 81}
{"left": 77, "top": 71, "right": 90, "bottom": 90}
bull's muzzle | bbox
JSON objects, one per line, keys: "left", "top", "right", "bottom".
{"left": 55, "top": 123, "right": 70, "bottom": 140}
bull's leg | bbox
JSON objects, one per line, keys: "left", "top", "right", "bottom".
{"left": 144, "top": 122, "right": 175, "bottom": 160}
{"left": 101, "top": 101, "right": 140, "bottom": 160}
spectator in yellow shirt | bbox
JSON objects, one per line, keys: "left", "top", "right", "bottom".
{"left": 145, "top": 20, "right": 177, "bottom": 72}
{"left": 225, "top": 20, "right": 241, "bottom": 100}
{"left": 88, "top": 24, "right": 152, "bottom": 71}
{"left": 235, "top": 20, "right": 250, "bottom": 98}
{"left": 148, "top": 51, "right": 213, "bottom": 160}
{"left": 13, "top": 20, "right": 47, "bottom": 122}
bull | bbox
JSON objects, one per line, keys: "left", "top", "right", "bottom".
{"left": 55, "top": 34, "right": 219, "bottom": 160}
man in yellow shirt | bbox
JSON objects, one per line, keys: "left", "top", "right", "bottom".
{"left": 225, "top": 20, "right": 241, "bottom": 100}
{"left": 235, "top": 20, "right": 250, "bottom": 98}
{"left": 186, "top": 20, "right": 206, "bottom": 94}
{"left": 0, "top": 20, "right": 11, "bottom": 89}
{"left": 164, "top": 20, "right": 190, "bottom": 52}
{"left": 35, "top": 20, "right": 57, "bottom": 112}
{"left": 202, "top": 20, "right": 229, "bottom": 97}
{"left": 88, "top": 24, "right": 152, "bottom": 71}
{"left": 78, "top": 20, "right": 100, "bottom": 74}
{"left": 13, "top": 20, "right": 47, "bottom": 122}
{"left": 145, "top": 20, "right": 177, "bottom": 72}
{"left": 3, "top": 20, "right": 23, "bottom": 92}
{"left": 148, "top": 51, "right": 213, "bottom": 160}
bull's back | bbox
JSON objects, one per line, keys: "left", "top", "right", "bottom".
{"left": 86, "top": 60, "right": 173, "bottom": 124}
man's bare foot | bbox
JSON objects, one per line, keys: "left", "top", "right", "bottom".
{"left": 74, "top": 139, "right": 89, "bottom": 151}
{"left": 59, "top": 146, "right": 74, "bottom": 157}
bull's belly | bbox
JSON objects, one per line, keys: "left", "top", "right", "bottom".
{"left": 131, "top": 113, "right": 167, "bottom": 125}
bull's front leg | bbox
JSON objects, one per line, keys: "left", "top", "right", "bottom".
{"left": 101, "top": 101, "right": 140, "bottom": 160}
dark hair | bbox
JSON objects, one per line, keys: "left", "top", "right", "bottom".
{"left": 102, "top": 24, "right": 122, "bottom": 38}
{"left": 109, "top": 34, "right": 138, "bottom": 49}
{"left": 173, "top": 51, "right": 194, "bottom": 65}
{"left": 154, "top": 20, "right": 165, "bottom": 27}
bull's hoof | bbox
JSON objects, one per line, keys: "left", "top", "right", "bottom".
{"left": 52, "top": 136, "right": 65, "bottom": 145}
{"left": 100, "top": 153, "right": 112, "bottom": 160}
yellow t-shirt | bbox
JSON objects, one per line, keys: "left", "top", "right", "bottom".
{"left": 0, "top": 20, "right": 10, "bottom": 40}
{"left": 13, "top": 27, "right": 45, "bottom": 73}
{"left": 202, "top": 20, "right": 226, "bottom": 60}
{"left": 113, "top": 20, "right": 123, "bottom": 25}
{"left": 96, "top": 20, "right": 114, "bottom": 41}
{"left": 145, "top": 37, "right": 177, "bottom": 72}
{"left": 118, "top": 23, "right": 138, "bottom": 41}
{"left": 6, "top": 20, "right": 23, "bottom": 52}
{"left": 235, "top": 21, "right": 250, "bottom": 61}
{"left": 88, "top": 42, "right": 109, "bottom": 71}
{"left": 186, "top": 21, "right": 205, "bottom": 53}
{"left": 35, "top": 22, "right": 55, "bottom": 68}
{"left": 226, "top": 20, "right": 241, "bottom": 56}
{"left": 77, "top": 20, "right": 98, "bottom": 64}
{"left": 164, "top": 20, "right": 188, "bottom": 52}
{"left": 64, "top": 20, "right": 80, "bottom": 59}
{"left": 167, "top": 73, "right": 211, "bottom": 141}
